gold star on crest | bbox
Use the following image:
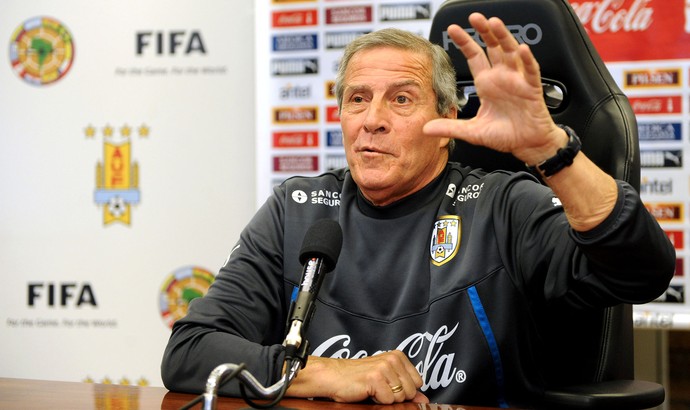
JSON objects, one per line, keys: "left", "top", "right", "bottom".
{"left": 120, "top": 124, "right": 132, "bottom": 137}
{"left": 103, "top": 125, "right": 114, "bottom": 138}
{"left": 84, "top": 125, "right": 96, "bottom": 138}
{"left": 138, "top": 124, "right": 150, "bottom": 138}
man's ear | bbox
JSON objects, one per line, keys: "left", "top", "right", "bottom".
{"left": 439, "top": 136, "right": 452, "bottom": 149}
{"left": 445, "top": 106, "right": 458, "bottom": 120}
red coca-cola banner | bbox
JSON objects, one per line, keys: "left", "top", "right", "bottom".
{"left": 568, "top": 0, "right": 690, "bottom": 61}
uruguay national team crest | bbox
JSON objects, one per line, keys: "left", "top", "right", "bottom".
{"left": 88, "top": 124, "right": 148, "bottom": 225}
{"left": 95, "top": 140, "right": 139, "bottom": 224}
{"left": 430, "top": 215, "right": 461, "bottom": 266}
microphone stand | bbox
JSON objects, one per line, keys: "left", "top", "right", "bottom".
{"left": 198, "top": 339, "right": 309, "bottom": 410}
{"left": 184, "top": 219, "right": 342, "bottom": 410}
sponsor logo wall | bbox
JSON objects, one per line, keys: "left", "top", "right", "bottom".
{"left": 256, "top": 0, "right": 690, "bottom": 329}
{"left": 585, "top": 0, "right": 690, "bottom": 329}
{"left": 1, "top": 1, "right": 256, "bottom": 386}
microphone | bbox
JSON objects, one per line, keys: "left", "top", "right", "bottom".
{"left": 284, "top": 219, "right": 343, "bottom": 355}
{"left": 196, "top": 219, "right": 343, "bottom": 410}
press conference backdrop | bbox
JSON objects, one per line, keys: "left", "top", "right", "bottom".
{"left": 0, "top": 0, "right": 256, "bottom": 387}
{"left": 0, "top": 0, "right": 688, "bottom": 391}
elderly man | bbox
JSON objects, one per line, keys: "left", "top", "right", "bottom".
{"left": 162, "top": 13, "right": 674, "bottom": 408}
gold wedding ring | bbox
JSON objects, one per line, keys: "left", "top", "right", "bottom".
{"left": 390, "top": 384, "right": 404, "bottom": 394}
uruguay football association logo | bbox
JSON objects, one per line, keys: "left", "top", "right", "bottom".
{"left": 10, "top": 16, "right": 74, "bottom": 85}
{"left": 87, "top": 123, "right": 149, "bottom": 225}
{"left": 430, "top": 215, "right": 461, "bottom": 266}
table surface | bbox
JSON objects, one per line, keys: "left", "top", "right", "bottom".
{"left": 0, "top": 377, "right": 498, "bottom": 409}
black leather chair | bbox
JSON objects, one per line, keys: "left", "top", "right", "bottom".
{"left": 429, "top": 0, "right": 664, "bottom": 408}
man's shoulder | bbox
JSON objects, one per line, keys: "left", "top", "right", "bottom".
{"left": 280, "top": 168, "right": 349, "bottom": 188}
{"left": 446, "top": 161, "right": 527, "bottom": 184}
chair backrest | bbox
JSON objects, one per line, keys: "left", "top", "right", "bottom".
{"left": 429, "top": 0, "right": 639, "bottom": 386}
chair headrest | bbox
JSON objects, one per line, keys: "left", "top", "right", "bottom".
{"left": 429, "top": 0, "right": 639, "bottom": 188}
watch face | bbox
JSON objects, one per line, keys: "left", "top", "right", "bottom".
{"left": 9, "top": 16, "right": 75, "bottom": 86}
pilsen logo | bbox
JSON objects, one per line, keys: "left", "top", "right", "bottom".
{"left": 644, "top": 203, "right": 683, "bottom": 223}
{"left": 273, "top": 106, "right": 319, "bottom": 124}
{"left": 86, "top": 123, "right": 149, "bottom": 225}
{"left": 625, "top": 68, "right": 681, "bottom": 88}
{"left": 312, "top": 323, "right": 467, "bottom": 390}
{"left": 430, "top": 216, "right": 461, "bottom": 266}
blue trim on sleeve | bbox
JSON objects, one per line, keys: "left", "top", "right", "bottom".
{"left": 468, "top": 286, "right": 509, "bottom": 408}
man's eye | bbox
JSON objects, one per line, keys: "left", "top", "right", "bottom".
{"left": 396, "top": 96, "right": 408, "bottom": 104}
{"left": 353, "top": 96, "right": 363, "bottom": 103}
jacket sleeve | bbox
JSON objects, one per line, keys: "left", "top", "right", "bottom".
{"left": 498, "top": 176, "right": 675, "bottom": 309}
{"left": 161, "top": 186, "right": 289, "bottom": 396}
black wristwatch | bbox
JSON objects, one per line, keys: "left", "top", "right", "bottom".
{"left": 527, "top": 124, "right": 582, "bottom": 178}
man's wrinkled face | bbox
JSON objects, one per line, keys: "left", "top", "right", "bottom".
{"left": 340, "top": 47, "right": 452, "bottom": 206}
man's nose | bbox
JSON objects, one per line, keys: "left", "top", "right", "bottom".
{"left": 363, "top": 98, "right": 389, "bottom": 134}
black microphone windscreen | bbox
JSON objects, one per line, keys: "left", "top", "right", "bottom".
{"left": 298, "top": 219, "right": 343, "bottom": 272}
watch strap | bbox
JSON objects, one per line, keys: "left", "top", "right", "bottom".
{"left": 527, "top": 124, "right": 582, "bottom": 178}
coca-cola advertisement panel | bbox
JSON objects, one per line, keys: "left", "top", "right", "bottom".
{"left": 569, "top": 0, "right": 690, "bottom": 61}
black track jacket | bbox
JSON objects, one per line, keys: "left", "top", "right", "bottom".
{"left": 162, "top": 163, "right": 675, "bottom": 408}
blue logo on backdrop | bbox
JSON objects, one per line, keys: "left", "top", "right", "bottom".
{"left": 638, "top": 123, "right": 681, "bottom": 142}
{"left": 272, "top": 33, "right": 318, "bottom": 52}
{"left": 327, "top": 130, "right": 343, "bottom": 147}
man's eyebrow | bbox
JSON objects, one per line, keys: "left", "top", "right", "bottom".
{"left": 344, "top": 84, "right": 370, "bottom": 94}
{"left": 390, "top": 79, "right": 422, "bottom": 89}
{"left": 345, "top": 80, "right": 422, "bottom": 94}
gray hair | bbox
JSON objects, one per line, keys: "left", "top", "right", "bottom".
{"left": 335, "top": 28, "right": 459, "bottom": 116}
{"left": 335, "top": 28, "right": 459, "bottom": 151}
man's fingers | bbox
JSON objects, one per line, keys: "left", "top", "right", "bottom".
{"left": 369, "top": 350, "right": 424, "bottom": 404}
{"left": 447, "top": 24, "right": 491, "bottom": 75}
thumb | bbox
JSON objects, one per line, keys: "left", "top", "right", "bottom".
{"left": 424, "top": 118, "right": 471, "bottom": 141}
{"left": 411, "top": 390, "right": 430, "bottom": 404}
